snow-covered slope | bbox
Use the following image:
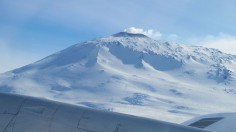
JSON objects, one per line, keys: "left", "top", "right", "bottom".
{"left": 0, "top": 32, "right": 236, "bottom": 123}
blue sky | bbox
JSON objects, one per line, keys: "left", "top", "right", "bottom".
{"left": 1, "top": 0, "right": 236, "bottom": 73}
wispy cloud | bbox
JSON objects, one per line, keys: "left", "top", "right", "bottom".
{"left": 124, "top": 27, "right": 236, "bottom": 55}
{"left": 194, "top": 33, "right": 236, "bottom": 55}
{"left": 123, "top": 27, "right": 180, "bottom": 42}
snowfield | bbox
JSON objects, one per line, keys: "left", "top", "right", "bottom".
{"left": 0, "top": 32, "right": 236, "bottom": 123}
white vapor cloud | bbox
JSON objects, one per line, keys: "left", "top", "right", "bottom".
{"left": 123, "top": 28, "right": 236, "bottom": 55}
{"left": 197, "top": 33, "right": 236, "bottom": 55}
{"left": 124, "top": 27, "right": 162, "bottom": 39}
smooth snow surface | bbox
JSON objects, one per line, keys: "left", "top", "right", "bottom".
{"left": 0, "top": 32, "right": 236, "bottom": 123}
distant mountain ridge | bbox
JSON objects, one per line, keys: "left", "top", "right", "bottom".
{"left": 0, "top": 32, "right": 236, "bottom": 123}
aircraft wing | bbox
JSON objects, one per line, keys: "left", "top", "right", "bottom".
{"left": 0, "top": 93, "right": 210, "bottom": 132}
{"left": 182, "top": 112, "right": 236, "bottom": 132}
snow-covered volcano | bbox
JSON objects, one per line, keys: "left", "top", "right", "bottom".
{"left": 0, "top": 32, "right": 236, "bottom": 123}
